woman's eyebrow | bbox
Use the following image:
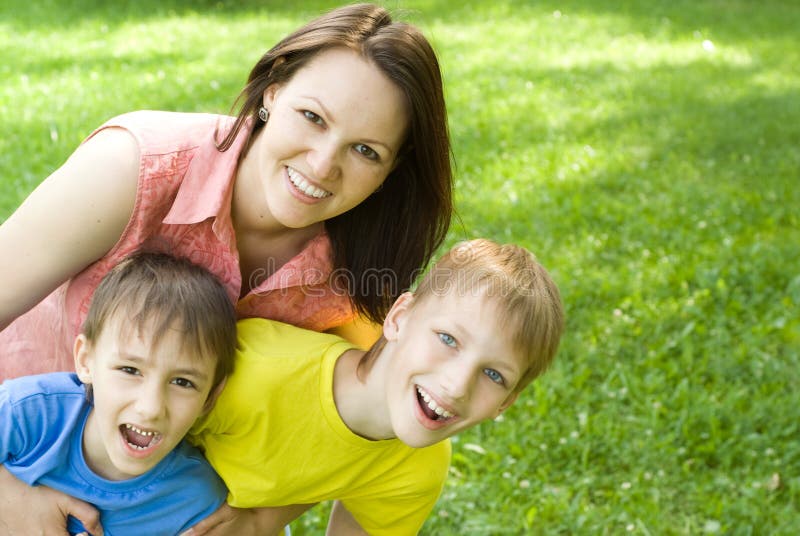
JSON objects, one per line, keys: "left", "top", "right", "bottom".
{"left": 300, "top": 95, "right": 393, "bottom": 152}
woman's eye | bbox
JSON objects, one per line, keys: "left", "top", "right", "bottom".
{"left": 172, "top": 377, "right": 196, "bottom": 389}
{"left": 483, "top": 368, "right": 504, "bottom": 385}
{"left": 303, "top": 110, "right": 324, "bottom": 125}
{"left": 119, "top": 366, "right": 139, "bottom": 376}
{"left": 354, "top": 143, "right": 379, "bottom": 161}
{"left": 437, "top": 332, "right": 456, "bottom": 348}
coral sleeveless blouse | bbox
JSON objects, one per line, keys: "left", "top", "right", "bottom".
{"left": 0, "top": 111, "right": 354, "bottom": 380}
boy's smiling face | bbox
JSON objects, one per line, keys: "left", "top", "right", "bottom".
{"left": 74, "top": 314, "right": 219, "bottom": 480}
{"left": 379, "top": 289, "right": 526, "bottom": 448}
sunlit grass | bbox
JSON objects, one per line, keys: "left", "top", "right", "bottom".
{"left": 2, "top": 0, "right": 799, "bottom": 534}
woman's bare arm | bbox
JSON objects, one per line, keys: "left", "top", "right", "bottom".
{"left": 0, "top": 127, "right": 139, "bottom": 331}
{"left": 0, "top": 465, "right": 103, "bottom": 536}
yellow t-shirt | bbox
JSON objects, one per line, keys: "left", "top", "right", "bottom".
{"left": 189, "top": 318, "right": 451, "bottom": 535}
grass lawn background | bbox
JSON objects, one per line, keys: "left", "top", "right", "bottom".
{"left": 1, "top": 0, "right": 798, "bottom": 533}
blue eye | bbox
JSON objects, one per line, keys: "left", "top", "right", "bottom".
{"left": 438, "top": 332, "right": 456, "bottom": 347}
{"left": 354, "top": 143, "right": 379, "bottom": 161}
{"left": 484, "top": 368, "right": 504, "bottom": 385}
{"left": 303, "top": 110, "right": 324, "bottom": 125}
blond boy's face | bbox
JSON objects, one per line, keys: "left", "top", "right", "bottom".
{"left": 381, "top": 289, "right": 526, "bottom": 448}
{"left": 74, "top": 315, "right": 218, "bottom": 480}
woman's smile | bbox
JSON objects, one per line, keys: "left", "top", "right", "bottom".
{"left": 286, "top": 166, "right": 333, "bottom": 201}
{"left": 239, "top": 46, "right": 408, "bottom": 231}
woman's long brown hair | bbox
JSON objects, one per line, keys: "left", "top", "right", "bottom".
{"left": 218, "top": 4, "right": 453, "bottom": 324}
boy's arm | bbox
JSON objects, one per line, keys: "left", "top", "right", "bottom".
{"left": 184, "top": 502, "right": 316, "bottom": 536}
{"left": 326, "top": 500, "right": 369, "bottom": 536}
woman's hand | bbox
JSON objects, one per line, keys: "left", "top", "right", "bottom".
{"left": 0, "top": 465, "right": 102, "bottom": 535}
{"left": 181, "top": 502, "right": 316, "bottom": 536}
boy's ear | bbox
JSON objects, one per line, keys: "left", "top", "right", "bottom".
{"left": 73, "top": 334, "right": 93, "bottom": 384}
{"left": 496, "top": 392, "right": 519, "bottom": 417}
{"left": 383, "top": 292, "right": 414, "bottom": 342}
{"left": 202, "top": 377, "right": 227, "bottom": 415}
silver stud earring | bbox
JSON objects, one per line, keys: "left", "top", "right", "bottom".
{"left": 258, "top": 106, "right": 270, "bottom": 122}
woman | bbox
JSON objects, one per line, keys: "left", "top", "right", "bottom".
{"left": 0, "top": 2, "right": 452, "bottom": 377}
{"left": 0, "top": 3, "right": 452, "bottom": 534}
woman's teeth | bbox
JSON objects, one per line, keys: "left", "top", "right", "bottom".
{"left": 287, "top": 167, "right": 332, "bottom": 199}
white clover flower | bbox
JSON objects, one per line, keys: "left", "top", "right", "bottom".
{"left": 463, "top": 443, "right": 486, "bottom": 455}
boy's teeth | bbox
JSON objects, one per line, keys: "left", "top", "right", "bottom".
{"left": 125, "top": 423, "right": 156, "bottom": 436}
{"left": 123, "top": 423, "right": 162, "bottom": 449}
{"left": 287, "top": 167, "right": 332, "bottom": 199}
{"left": 416, "top": 386, "right": 454, "bottom": 419}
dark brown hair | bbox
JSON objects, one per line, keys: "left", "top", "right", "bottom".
{"left": 218, "top": 3, "right": 453, "bottom": 323}
{"left": 82, "top": 252, "right": 237, "bottom": 389}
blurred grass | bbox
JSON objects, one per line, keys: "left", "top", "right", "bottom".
{"left": 2, "top": 0, "right": 799, "bottom": 533}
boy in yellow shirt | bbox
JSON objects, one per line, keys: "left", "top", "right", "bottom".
{"left": 187, "top": 239, "right": 565, "bottom": 535}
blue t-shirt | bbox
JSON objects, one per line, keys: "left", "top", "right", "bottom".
{"left": 0, "top": 372, "right": 226, "bottom": 535}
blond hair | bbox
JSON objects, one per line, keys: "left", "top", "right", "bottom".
{"left": 413, "top": 239, "right": 564, "bottom": 393}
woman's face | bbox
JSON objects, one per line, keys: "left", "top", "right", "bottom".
{"left": 245, "top": 46, "right": 408, "bottom": 231}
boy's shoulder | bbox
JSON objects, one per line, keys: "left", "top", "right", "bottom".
{"left": 407, "top": 438, "right": 452, "bottom": 488}
{"left": 155, "top": 440, "right": 228, "bottom": 494}
{"left": 236, "top": 318, "right": 355, "bottom": 360}
{"left": 1, "top": 373, "right": 88, "bottom": 483}
{"left": 1, "top": 372, "right": 84, "bottom": 403}
{"left": 363, "top": 439, "right": 452, "bottom": 498}
{"left": 338, "top": 439, "right": 452, "bottom": 534}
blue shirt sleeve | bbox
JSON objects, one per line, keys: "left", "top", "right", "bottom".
{"left": 0, "top": 381, "right": 25, "bottom": 462}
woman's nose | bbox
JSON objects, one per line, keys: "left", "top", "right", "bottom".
{"left": 307, "top": 139, "right": 340, "bottom": 181}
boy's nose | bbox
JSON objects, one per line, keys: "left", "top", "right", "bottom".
{"left": 440, "top": 361, "right": 474, "bottom": 401}
{"left": 134, "top": 382, "right": 167, "bottom": 420}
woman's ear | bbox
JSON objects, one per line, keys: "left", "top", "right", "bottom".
{"left": 383, "top": 292, "right": 414, "bottom": 342}
{"left": 263, "top": 83, "right": 280, "bottom": 110}
{"left": 73, "top": 334, "right": 94, "bottom": 385}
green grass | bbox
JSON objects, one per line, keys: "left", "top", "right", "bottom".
{"left": 2, "top": 0, "right": 799, "bottom": 533}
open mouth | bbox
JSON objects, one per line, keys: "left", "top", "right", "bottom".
{"left": 120, "top": 423, "right": 163, "bottom": 451}
{"left": 416, "top": 386, "right": 455, "bottom": 422}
